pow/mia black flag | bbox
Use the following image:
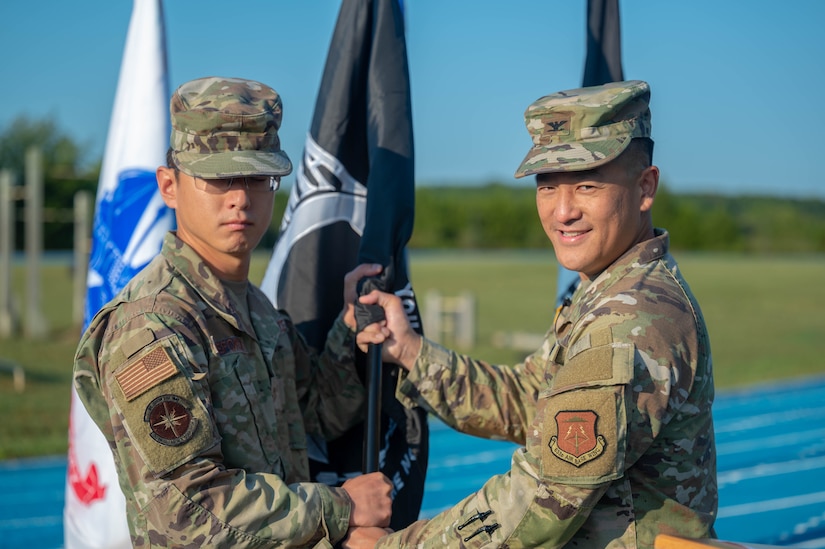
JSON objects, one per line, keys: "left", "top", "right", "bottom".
{"left": 260, "top": 0, "right": 427, "bottom": 530}
{"left": 584, "top": 0, "right": 625, "bottom": 86}
{"left": 557, "top": 0, "right": 626, "bottom": 307}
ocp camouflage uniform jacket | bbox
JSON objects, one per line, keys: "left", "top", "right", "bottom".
{"left": 74, "top": 232, "right": 365, "bottom": 548}
{"left": 380, "top": 229, "right": 717, "bottom": 548}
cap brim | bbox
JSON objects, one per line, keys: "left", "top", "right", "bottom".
{"left": 175, "top": 149, "right": 292, "bottom": 178}
{"left": 514, "top": 137, "right": 630, "bottom": 179}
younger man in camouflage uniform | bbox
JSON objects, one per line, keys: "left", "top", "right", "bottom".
{"left": 73, "top": 77, "right": 392, "bottom": 548}
{"left": 356, "top": 80, "right": 717, "bottom": 548}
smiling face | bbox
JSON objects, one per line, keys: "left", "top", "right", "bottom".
{"left": 156, "top": 166, "right": 275, "bottom": 281}
{"left": 535, "top": 143, "right": 659, "bottom": 280}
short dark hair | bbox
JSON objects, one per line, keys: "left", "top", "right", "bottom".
{"left": 166, "top": 147, "right": 176, "bottom": 170}
{"left": 615, "top": 137, "right": 655, "bottom": 176}
{"left": 629, "top": 137, "right": 654, "bottom": 166}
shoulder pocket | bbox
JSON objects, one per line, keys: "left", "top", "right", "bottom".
{"left": 535, "top": 329, "right": 635, "bottom": 485}
{"left": 109, "top": 337, "right": 218, "bottom": 477}
{"left": 550, "top": 333, "right": 634, "bottom": 396}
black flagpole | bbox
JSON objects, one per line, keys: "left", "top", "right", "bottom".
{"left": 364, "top": 343, "right": 382, "bottom": 472}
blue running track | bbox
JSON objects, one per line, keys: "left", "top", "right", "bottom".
{"left": 2, "top": 375, "right": 824, "bottom": 548}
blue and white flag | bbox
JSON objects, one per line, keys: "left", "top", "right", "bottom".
{"left": 64, "top": 0, "right": 173, "bottom": 547}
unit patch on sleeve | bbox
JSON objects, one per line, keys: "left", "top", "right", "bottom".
{"left": 144, "top": 394, "right": 198, "bottom": 447}
{"left": 110, "top": 349, "right": 218, "bottom": 476}
{"left": 549, "top": 410, "right": 606, "bottom": 467}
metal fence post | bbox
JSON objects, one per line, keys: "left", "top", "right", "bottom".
{"left": 0, "top": 169, "right": 16, "bottom": 338}
{"left": 24, "top": 147, "right": 48, "bottom": 338}
{"left": 73, "top": 190, "right": 91, "bottom": 326}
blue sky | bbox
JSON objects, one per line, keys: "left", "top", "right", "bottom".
{"left": 2, "top": 0, "right": 824, "bottom": 199}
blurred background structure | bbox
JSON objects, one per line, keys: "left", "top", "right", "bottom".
{"left": 1, "top": 0, "right": 824, "bottom": 547}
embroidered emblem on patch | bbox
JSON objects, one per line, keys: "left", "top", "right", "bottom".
{"left": 144, "top": 394, "right": 198, "bottom": 446}
{"left": 116, "top": 346, "right": 177, "bottom": 401}
{"left": 214, "top": 336, "right": 246, "bottom": 356}
{"left": 549, "top": 410, "right": 606, "bottom": 467}
{"left": 277, "top": 319, "right": 288, "bottom": 333}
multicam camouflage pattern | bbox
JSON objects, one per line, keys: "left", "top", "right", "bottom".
{"left": 170, "top": 76, "right": 293, "bottom": 178}
{"left": 514, "top": 80, "right": 652, "bottom": 178}
{"left": 380, "top": 229, "right": 717, "bottom": 548}
{"left": 73, "top": 232, "right": 365, "bottom": 548}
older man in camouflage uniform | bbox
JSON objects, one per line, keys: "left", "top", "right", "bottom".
{"left": 73, "top": 77, "right": 393, "bottom": 548}
{"left": 356, "top": 80, "right": 717, "bottom": 548}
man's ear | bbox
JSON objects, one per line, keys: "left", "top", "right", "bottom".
{"left": 156, "top": 166, "right": 178, "bottom": 209}
{"left": 639, "top": 165, "right": 659, "bottom": 213}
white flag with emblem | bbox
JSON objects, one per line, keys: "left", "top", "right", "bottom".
{"left": 63, "top": 0, "right": 173, "bottom": 546}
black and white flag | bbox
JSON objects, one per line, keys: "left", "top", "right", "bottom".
{"left": 260, "top": 0, "right": 427, "bottom": 530}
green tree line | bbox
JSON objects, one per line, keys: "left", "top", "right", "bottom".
{"left": 409, "top": 184, "right": 825, "bottom": 253}
{"left": 0, "top": 117, "right": 98, "bottom": 250}
{"left": 3, "top": 116, "right": 824, "bottom": 253}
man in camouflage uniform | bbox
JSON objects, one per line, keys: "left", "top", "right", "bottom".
{"left": 73, "top": 76, "right": 393, "bottom": 548}
{"left": 355, "top": 80, "right": 717, "bottom": 548}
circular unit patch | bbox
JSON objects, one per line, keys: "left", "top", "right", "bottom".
{"left": 144, "top": 394, "right": 198, "bottom": 446}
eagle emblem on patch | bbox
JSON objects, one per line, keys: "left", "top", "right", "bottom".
{"left": 549, "top": 410, "right": 606, "bottom": 467}
{"left": 144, "top": 394, "right": 198, "bottom": 446}
{"left": 539, "top": 113, "right": 572, "bottom": 144}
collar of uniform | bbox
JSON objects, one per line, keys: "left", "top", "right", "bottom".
{"left": 582, "top": 228, "right": 670, "bottom": 299}
{"left": 161, "top": 231, "right": 253, "bottom": 335}
{"left": 553, "top": 229, "right": 670, "bottom": 352}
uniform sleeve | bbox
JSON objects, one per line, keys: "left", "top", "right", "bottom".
{"left": 75, "top": 309, "right": 353, "bottom": 548}
{"left": 289, "top": 312, "right": 366, "bottom": 441}
{"left": 394, "top": 334, "right": 553, "bottom": 444}
{"left": 380, "top": 328, "right": 636, "bottom": 548}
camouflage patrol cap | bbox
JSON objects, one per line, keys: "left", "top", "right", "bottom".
{"left": 514, "top": 80, "right": 651, "bottom": 178}
{"left": 170, "top": 76, "right": 292, "bottom": 178}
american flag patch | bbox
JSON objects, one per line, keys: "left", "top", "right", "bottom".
{"left": 115, "top": 346, "right": 178, "bottom": 401}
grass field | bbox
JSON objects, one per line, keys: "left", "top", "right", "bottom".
{"left": 1, "top": 250, "right": 824, "bottom": 459}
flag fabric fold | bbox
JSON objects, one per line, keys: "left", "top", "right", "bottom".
{"left": 64, "top": 0, "right": 172, "bottom": 546}
{"left": 584, "top": 0, "right": 625, "bottom": 87}
{"left": 556, "top": 0, "right": 625, "bottom": 306}
{"left": 260, "top": 0, "right": 427, "bottom": 530}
